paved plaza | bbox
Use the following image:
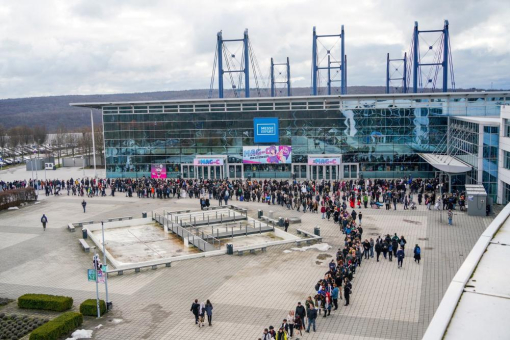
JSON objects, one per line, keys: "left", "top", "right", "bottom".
{"left": 0, "top": 177, "right": 497, "bottom": 339}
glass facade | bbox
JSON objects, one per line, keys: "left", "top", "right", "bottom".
{"left": 98, "top": 94, "right": 510, "bottom": 179}
{"left": 482, "top": 126, "right": 499, "bottom": 201}
{"left": 504, "top": 151, "right": 510, "bottom": 170}
{"left": 450, "top": 118, "right": 499, "bottom": 201}
{"left": 503, "top": 182, "right": 510, "bottom": 205}
{"left": 504, "top": 119, "right": 510, "bottom": 138}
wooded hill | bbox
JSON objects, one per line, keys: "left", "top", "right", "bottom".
{"left": 0, "top": 86, "right": 487, "bottom": 132}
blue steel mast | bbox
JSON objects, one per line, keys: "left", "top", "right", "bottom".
{"left": 412, "top": 20, "right": 451, "bottom": 93}
{"left": 386, "top": 52, "right": 407, "bottom": 93}
{"left": 216, "top": 29, "right": 251, "bottom": 98}
{"left": 270, "top": 57, "right": 291, "bottom": 97}
{"left": 312, "top": 25, "right": 346, "bottom": 95}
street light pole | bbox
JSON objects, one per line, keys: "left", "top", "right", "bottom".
{"left": 94, "top": 253, "right": 101, "bottom": 318}
{"left": 101, "top": 221, "right": 110, "bottom": 309}
{"left": 91, "top": 110, "right": 97, "bottom": 179}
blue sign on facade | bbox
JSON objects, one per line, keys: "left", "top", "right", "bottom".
{"left": 254, "top": 118, "right": 279, "bottom": 143}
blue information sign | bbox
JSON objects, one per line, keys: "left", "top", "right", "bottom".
{"left": 254, "top": 118, "right": 279, "bottom": 143}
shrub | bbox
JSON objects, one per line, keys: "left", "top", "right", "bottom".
{"left": 18, "top": 294, "right": 73, "bottom": 312}
{"left": 29, "top": 312, "right": 83, "bottom": 340}
{"left": 79, "top": 299, "right": 106, "bottom": 316}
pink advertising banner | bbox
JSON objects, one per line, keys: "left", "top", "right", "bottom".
{"left": 242, "top": 145, "right": 292, "bottom": 164}
{"left": 151, "top": 164, "right": 167, "bottom": 179}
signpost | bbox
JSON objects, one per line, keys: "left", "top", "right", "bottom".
{"left": 87, "top": 269, "right": 96, "bottom": 282}
{"left": 101, "top": 222, "right": 110, "bottom": 310}
{"left": 93, "top": 254, "right": 101, "bottom": 318}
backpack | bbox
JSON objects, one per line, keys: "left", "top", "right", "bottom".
{"left": 400, "top": 240, "right": 405, "bottom": 246}
{"left": 41, "top": 216, "right": 47, "bottom": 223}
{"left": 416, "top": 247, "right": 421, "bottom": 255}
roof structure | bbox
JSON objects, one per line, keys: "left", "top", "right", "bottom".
{"left": 68, "top": 91, "right": 510, "bottom": 109}
{"left": 452, "top": 116, "right": 501, "bottom": 125}
{"left": 423, "top": 203, "right": 510, "bottom": 339}
{"left": 418, "top": 153, "right": 472, "bottom": 174}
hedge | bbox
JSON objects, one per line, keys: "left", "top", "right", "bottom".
{"left": 79, "top": 299, "right": 107, "bottom": 316}
{"left": 0, "top": 187, "right": 37, "bottom": 210}
{"left": 18, "top": 294, "right": 73, "bottom": 312}
{"left": 29, "top": 312, "right": 83, "bottom": 340}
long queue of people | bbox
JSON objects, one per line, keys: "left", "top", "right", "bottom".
{"left": 259, "top": 184, "right": 425, "bottom": 339}
{"left": 2, "top": 177, "right": 471, "bottom": 218}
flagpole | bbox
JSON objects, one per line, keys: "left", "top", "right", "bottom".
{"left": 91, "top": 110, "right": 97, "bottom": 179}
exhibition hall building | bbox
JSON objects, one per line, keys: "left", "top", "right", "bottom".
{"left": 71, "top": 91, "right": 510, "bottom": 203}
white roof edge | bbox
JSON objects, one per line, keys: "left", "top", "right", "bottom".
{"left": 418, "top": 153, "right": 472, "bottom": 173}
{"left": 69, "top": 91, "right": 510, "bottom": 109}
{"left": 422, "top": 203, "right": 510, "bottom": 340}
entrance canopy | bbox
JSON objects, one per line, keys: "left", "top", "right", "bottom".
{"left": 418, "top": 153, "right": 472, "bottom": 173}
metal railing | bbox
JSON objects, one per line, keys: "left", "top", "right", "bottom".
{"left": 153, "top": 212, "right": 215, "bottom": 252}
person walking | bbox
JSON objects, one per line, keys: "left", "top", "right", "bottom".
{"left": 397, "top": 247, "right": 405, "bottom": 268}
{"left": 190, "top": 299, "right": 200, "bottom": 325}
{"left": 344, "top": 279, "right": 352, "bottom": 306}
{"left": 295, "top": 302, "right": 306, "bottom": 330}
{"left": 375, "top": 241, "right": 382, "bottom": 262}
{"left": 369, "top": 238, "right": 374, "bottom": 258}
{"left": 275, "top": 327, "right": 288, "bottom": 340}
{"left": 305, "top": 303, "right": 317, "bottom": 333}
{"left": 414, "top": 244, "right": 421, "bottom": 264}
{"left": 284, "top": 218, "right": 290, "bottom": 232}
{"left": 448, "top": 209, "right": 453, "bottom": 225}
{"left": 81, "top": 199, "right": 87, "bottom": 213}
{"left": 198, "top": 301, "right": 206, "bottom": 327}
{"left": 332, "top": 283, "right": 339, "bottom": 310}
{"left": 40, "top": 214, "right": 48, "bottom": 231}
{"left": 262, "top": 329, "right": 272, "bottom": 340}
{"left": 358, "top": 212, "right": 362, "bottom": 225}
{"left": 286, "top": 311, "right": 295, "bottom": 338}
{"left": 205, "top": 299, "right": 213, "bottom": 326}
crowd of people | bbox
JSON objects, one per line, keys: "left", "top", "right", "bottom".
{"left": 4, "top": 174, "right": 466, "bottom": 338}
{"left": 258, "top": 179, "right": 426, "bottom": 339}
{"left": 1, "top": 176, "right": 466, "bottom": 210}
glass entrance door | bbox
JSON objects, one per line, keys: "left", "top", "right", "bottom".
{"left": 196, "top": 165, "right": 224, "bottom": 179}
{"left": 228, "top": 164, "right": 243, "bottom": 179}
{"left": 309, "top": 165, "right": 339, "bottom": 180}
{"left": 343, "top": 163, "right": 359, "bottom": 179}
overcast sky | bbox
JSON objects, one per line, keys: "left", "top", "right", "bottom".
{"left": 0, "top": 0, "right": 509, "bottom": 99}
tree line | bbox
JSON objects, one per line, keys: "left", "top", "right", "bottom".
{"left": 0, "top": 123, "right": 104, "bottom": 163}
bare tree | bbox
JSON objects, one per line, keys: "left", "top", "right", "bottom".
{"left": 94, "top": 125, "right": 104, "bottom": 165}
{"left": 8, "top": 127, "right": 21, "bottom": 154}
{"left": 66, "top": 132, "right": 78, "bottom": 157}
{"left": 33, "top": 125, "right": 47, "bottom": 149}
{"left": 54, "top": 124, "right": 66, "bottom": 164}
{"left": 79, "top": 128, "right": 92, "bottom": 157}
{"left": 0, "top": 124, "right": 7, "bottom": 151}
{"left": 18, "top": 126, "right": 33, "bottom": 159}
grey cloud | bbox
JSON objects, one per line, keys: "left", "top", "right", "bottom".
{"left": 0, "top": 0, "right": 508, "bottom": 99}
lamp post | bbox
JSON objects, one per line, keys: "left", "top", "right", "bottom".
{"left": 101, "top": 221, "right": 110, "bottom": 309}
{"left": 93, "top": 253, "right": 101, "bottom": 318}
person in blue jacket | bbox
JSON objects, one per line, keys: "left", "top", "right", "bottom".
{"left": 397, "top": 247, "right": 405, "bottom": 268}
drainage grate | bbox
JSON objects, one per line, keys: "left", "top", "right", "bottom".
{"left": 368, "top": 233, "right": 379, "bottom": 236}
{"left": 424, "top": 247, "right": 433, "bottom": 250}
{"left": 418, "top": 238, "right": 429, "bottom": 241}
{"left": 368, "top": 227, "right": 378, "bottom": 230}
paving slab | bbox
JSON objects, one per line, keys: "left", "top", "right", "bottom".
{"left": 0, "top": 190, "right": 498, "bottom": 339}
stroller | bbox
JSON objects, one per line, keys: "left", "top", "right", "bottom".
{"left": 409, "top": 201, "right": 417, "bottom": 210}
{"left": 371, "top": 200, "right": 383, "bottom": 209}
